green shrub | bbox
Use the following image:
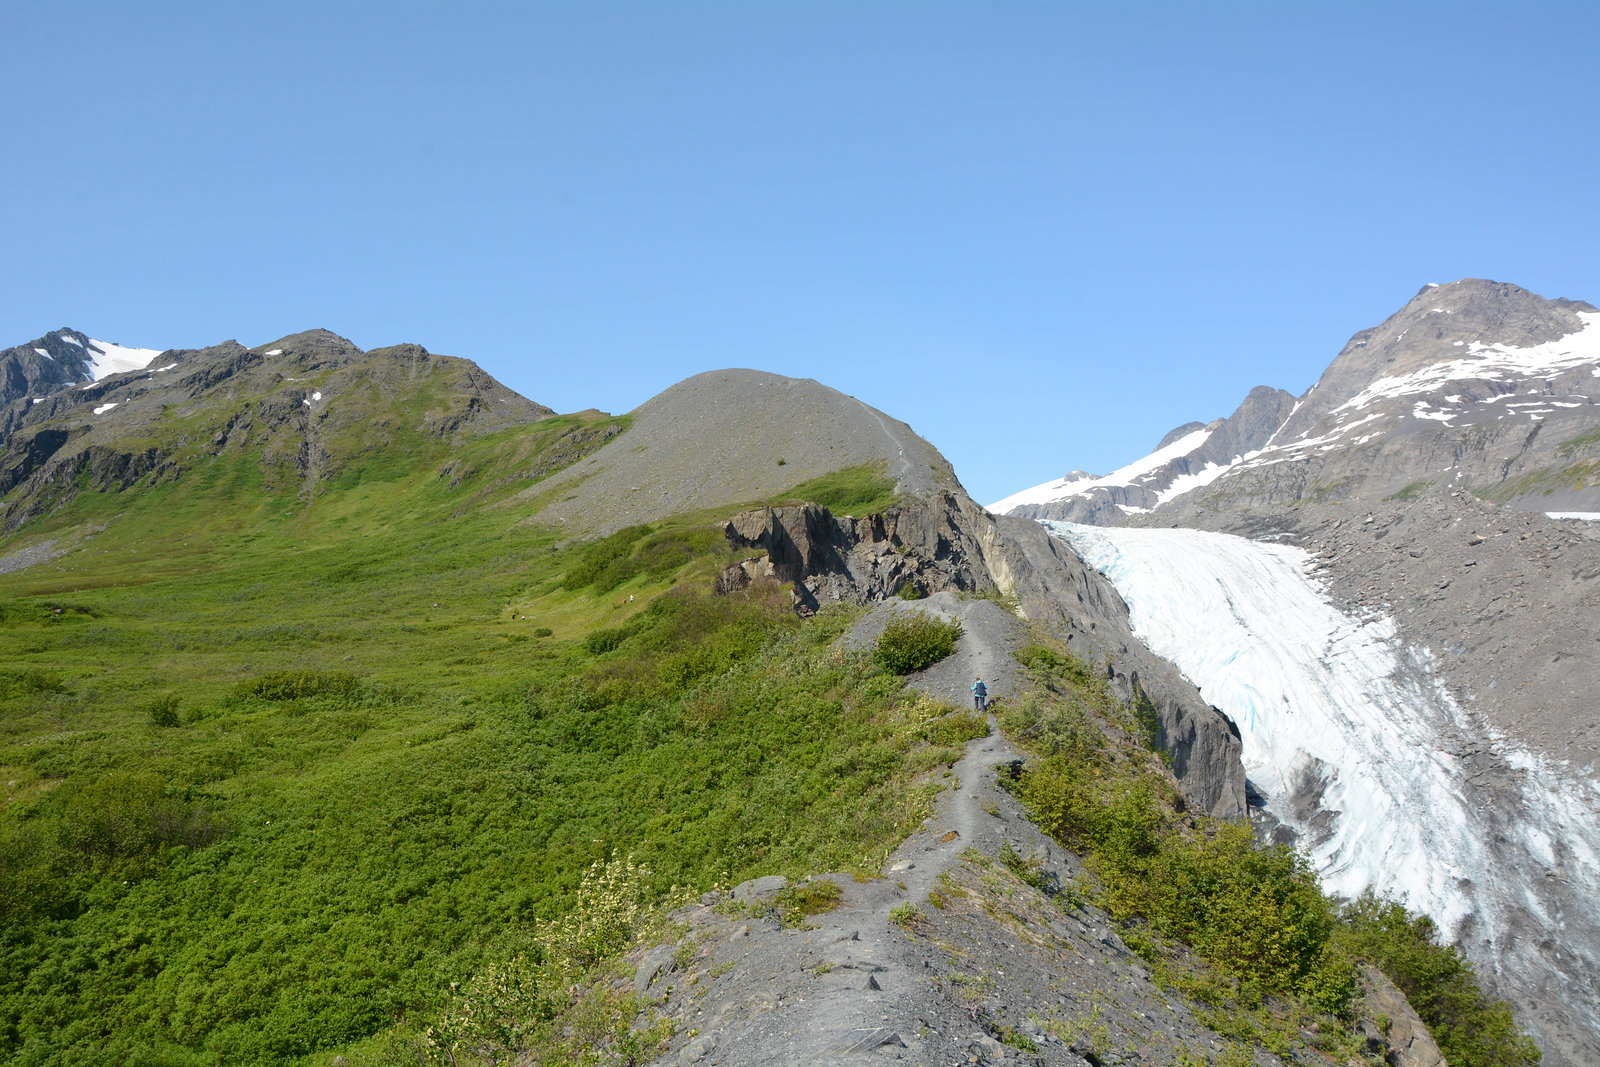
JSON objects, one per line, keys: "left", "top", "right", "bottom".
{"left": 781, "top": 463, "right": 898, "bottom": 516}
{"left": 1014, "top": 728, "right": 1354, "bottom": 1013}
{"left": 0, "top": 667, "right": 66, "bottom": 700}
{"left": 919, "top": 707, "right": 988, "bottom": 747}
{"left": 145, "top": 694, "right": 182, "bottom": 727}
{"left": 57, "top": 770, "right": 224, "bottom": 860}
{"left": 776, "top": 878, "right": 842, "bottom": 927}
{"left": 634, "top": 527, "right": 724, "bottom": 578}
{"left": 889, "top": 902, "right": 921, "bottom": 927}
{"left": 874, "top": 612, "right": 962, "bottom": 674}
{"left": 1339, "top": 896, "right": 1541, "bottom": 1067}
{"left": 562, "top": 525, "right": 652, "bottom": 592}
{"left": 584, "top": 627, "right": 627, "bottom": 655}
{"left": 235, "top": 670, "right": 361, "bottom": 701}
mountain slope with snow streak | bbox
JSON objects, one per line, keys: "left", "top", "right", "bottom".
{"left": 994, "top": 280, "right": 1600, "bottom": 521}
{"left": 1051, "top": 521, "right": 1600, "bottom": 1065}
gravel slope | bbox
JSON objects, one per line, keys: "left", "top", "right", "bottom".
{"left": 526, "top": 369, "right": 959, "bottom": 536}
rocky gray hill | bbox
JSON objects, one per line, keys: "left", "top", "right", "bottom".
{"left": 525, "top": 369, "right": 958, "bottom": 536}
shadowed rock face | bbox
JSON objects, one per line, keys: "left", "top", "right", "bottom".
{"left": 525, "top": 368, "right": 960, "bottom": 536}
{"left": 0, "top": 329, "right": 114, "bottom": 425}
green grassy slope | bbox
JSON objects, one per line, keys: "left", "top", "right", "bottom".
{"left": 0, "top": 406, "right": 944, "bottom": 1065}
{"left": 0, "top": 361, "right": 1538, "bottom": 1067}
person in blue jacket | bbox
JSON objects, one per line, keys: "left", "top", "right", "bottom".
{"left": 972, "top": 677, "right": 988, "bottom": 712}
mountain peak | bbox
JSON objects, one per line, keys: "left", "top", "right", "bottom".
{"left": 253, "top": 329, "right": 364, "bottom": 361}
{"left": 993, "top": 279, "right": 1600, "bottom": 521}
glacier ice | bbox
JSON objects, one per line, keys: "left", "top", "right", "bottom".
{"left": 1049, "top": 521, "right": 1600, "bottom": 1048}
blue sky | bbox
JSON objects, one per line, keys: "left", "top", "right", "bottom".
{"left": 4, "top": 2, "right": 1597, "bottom": 506}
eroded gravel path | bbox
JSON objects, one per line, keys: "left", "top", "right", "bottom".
{"left": 641, "top": 713, "right": 1032, "bottom": 1067}
{"left": 640, "top": 599, "right": 1064, "bottom": 1066}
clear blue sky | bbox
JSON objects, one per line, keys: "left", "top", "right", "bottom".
{"left": 5, "top": 2, "right": 1597, "bottom": 506}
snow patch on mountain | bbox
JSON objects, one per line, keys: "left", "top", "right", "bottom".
{"left": 990, "top": 299, "right": 1600, "bottom": 520}
{"left": 1049, "top": 521, "right": 1600, "bottom": 1040}
{"left": 1155, "top": 451, "right": 1260, "bottom": 502}
{"left": 1329, "top": 312, "right": 1600, "bottom": 417}
{"left": 84, "top": 338, "right": 162, "bottom": 381}
{"left": 988, "top": 428, "right": 1212, "bottom": 512}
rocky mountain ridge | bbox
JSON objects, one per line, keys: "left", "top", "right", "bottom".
{"left": 0, "top": 328, "right": 163, "bottom": 427}
{"left": 984, "top": 279, "right": 1600, "bottom": 1065}
{"left": 0, "top": 327, "right": 552, "bottom": 530}
{"left": 998, "top": 279, "right": 1600, "bottom": 522}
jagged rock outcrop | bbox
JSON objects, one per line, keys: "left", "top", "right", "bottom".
{"left": 717, "top": 492, "right": 1000, "bottom": 612}
{"left": 0, "top": 329, "right": 129, "bottom": 419}
{"left": 717, "top": 490, "right": 1247, "bottom": 820}
{"left": 1358, "top": 965, "right": 1449, "bottom": 1067}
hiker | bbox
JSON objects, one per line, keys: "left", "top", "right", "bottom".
{"left": 972, "top": 677, "right": 988, "bottom": 712}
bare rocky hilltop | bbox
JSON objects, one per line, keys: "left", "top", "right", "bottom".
{"left": 526, "top": 368, "right": 958, "bottom": 536}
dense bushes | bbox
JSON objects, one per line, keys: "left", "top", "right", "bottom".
{"left": 1339, "top": 896, "right": 1541, "bottom": 1067}
{"left": 0, "top": 668, "right": 65, "bottom": 699}
{"left": 1006, "top": 634, "right": 1540, "bottom": 1062}
{"left": 235, "top": 669, "right": 361, "bottom": 701}
{"left": 562, "top": 525, "right": 652, "bottom": 592}
{"left": 1017, "top": 759, "right": 1353, "bottom": 1011}
{"left": 873, "top": 611, "right": 962, "bottom": 674}
{"left": 563, "top": 525, "right": 733, "bottom": 595}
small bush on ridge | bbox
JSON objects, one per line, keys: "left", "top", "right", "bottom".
{"left": 874, "top": 612, "right": 962, "bottom": 674}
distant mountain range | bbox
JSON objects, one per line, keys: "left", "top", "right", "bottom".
{"left": 992, "top": 279, "right": 1600, "bottom": 522}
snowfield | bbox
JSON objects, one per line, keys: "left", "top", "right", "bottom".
{"left": 84, "top": 338, "right": 162, "bottom": 381}
{"left": 1049, "top": 521, "right": 1600, "bottom": 1041}
{"left": 988, "top": 428, "right": 1214, "bottom": 513}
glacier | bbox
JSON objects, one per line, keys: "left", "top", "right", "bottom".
{"left": 1049, "top": 521, "right": 1600, "bottom": 1055}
